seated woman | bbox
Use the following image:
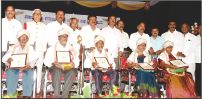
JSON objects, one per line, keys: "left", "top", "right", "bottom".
{"left": 91, "top": 35, "right": 118, "bottom": 97}
{"left": 2, "top": 29, "right": 37, "bottom": 98}
{"left": 158, "top": 41, "right": 196, "bottom": 98}
{"left": 127, "top": 38, "right": 159, "bottom": 98}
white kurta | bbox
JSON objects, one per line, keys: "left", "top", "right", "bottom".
{"left": 26, "top": 21, "right": 46, "bottom": 93}
{"left": 26, "top": 21, "right": 46, "bottom": 52}
{"left": 127, "top": 50, "right": 151, "bottom": 64}
{"left": 44, "top": 42, "right": 77, "bottom": 68}
{"left": 181, "top": 33, "right": 196, "bottom": 63}
{"left": 68, "top": 28, "right": 82, "bottom": 68}
{"left": 129, "top": 32, "right": 151, "bottom": 51}
{"left": 195, "top": 35, "right": 201, "bottom": 63}
{"left": 44, "top": 21, "right": 72, "bottom": 48}
{"left": 2, "top": 18, "right": 22, "bottom": 52}
{"left": 100, "top": 26, "right": 123, "bottom": 58}
{"left": 2, "top": 44, "right": 37, "bottom": 68}
{"left": 80, "top": 25, "right": 101, "bottom": 48}
{"left": 161, "top": 30, "right": 184, "bottom": 57}
{"left": 120, "top": 31, "right": 130, "bottom": 49}
{"left": 181, "top": 33, "right": 197, "bottom": 81}
{"left": 90, "top": 48, "right": 115, "bottom": 69}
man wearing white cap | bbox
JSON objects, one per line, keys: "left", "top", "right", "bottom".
{"left": 44, "top": 28, "right": 77, "bottom": 98}
{"left": 2, "top": 29, "right": 37, "bottom": 98}
{"left": 90, "top": 35, "right": 118, "bottom": 96}
{"left": 2, "top": 5, "right": 22, "bottom": 57}
{"left": 25, "top": 8, "right": 46, "bottom": 94}
{"left": 44, "top": 9, "right": 72, "bottom": 49}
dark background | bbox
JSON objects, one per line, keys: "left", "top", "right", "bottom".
{"left": 2, "top": 1, "right": 201, "bottom": 36}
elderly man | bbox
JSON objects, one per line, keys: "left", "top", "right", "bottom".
{"left": 44, "top": 28, "right": 77, "bottom": 98}
{"left": 44, "top": 9, "right": 71, "bottom": 49}
{"left": 91, "top": 35, "right": 118, "bottom": 97}
{"left": 161, "top": 21, "right": 184, "bottom": 58}
{"left": 100, "top": 15, "right": 123, "bottom": 69}
{"left": 2, "top": 5, "right": 22, "bottom": 57}
{"left": 25, "top": 8, "right": 46, "bottom": 94}
{"left": 150, "top": 27, "right": 165, "bottom": 59}
{"left": 68, "top": 17, "right": 82, "bottom": 68}
{"left": 116, "top": 20, "right": 129, "bottom": 50}
{"left": 129, "top": 22, "right": 151, "bottom": 52}
{"left": 80, "top": 15, "right": 101, "bottom": 68}
{"left": 180, "top": 23, "right": 197, "bottom": 81}
{"left": 2, "top": 29, "right": 37, "bottom": 98}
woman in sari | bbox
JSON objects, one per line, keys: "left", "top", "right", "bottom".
{"left": 158, "top": 41, "right": 197, "bottom": 98}
{"left": 127, "top": 38, "right": 159, "bottom": 98}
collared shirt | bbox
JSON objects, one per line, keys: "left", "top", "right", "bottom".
{"left": 44, "top": 42, "right": 78, "bottom": 68}
{"left": 100, "top": 25, "right": 123, "bottom": 58}
{"left": 129, "top": 32, "right": 151, "bottom": 51}
{"left": 194, "top": 34, "right": 201, "bottom": 63}
{"left": 80, "top": 25, "right": 101, "bottom": 48}
{"left": 181, "top": 33, "right": 196, "bottom": 63}
{"left": 44, "top": 21, "right": 72, "bottom": 48}
{"left": 2, "top": 18, "right": 22, "bottom": 52}
{"left": 161, "top": 30, "right": 184, "bottom": 57}
{"left": 91, "top": 48, "right": 115, "bottom": 69}
{"left": 26, "top": 21, "right": 46, "bottom": 52}
{"left": 2, "top": 44, "right": 37, "bottom": 68}
{"left": 150, "top": 36, "right": 165, "bottom": 52}
{"left": 120, "top": 30, "right": 130, "bottom": 49}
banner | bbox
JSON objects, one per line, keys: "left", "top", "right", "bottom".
{"left": 15, "top": 9, "right": 119, "bottom": 29}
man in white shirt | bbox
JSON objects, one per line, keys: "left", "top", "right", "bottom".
{"left": 25, "top": 9, "right": 46, "bottom": 94}
{"left": 80, "top": 15, "right": 101, "bottom": 68}
{"left": 129, "top": 22, "right": 151, "bottom": 52}
{"left": 161, "top": 21, "right": 185, "bottom": 58}
{"left": 100, "top": 15, "right": 123, "bottom": 69}
{"left": 2, "top": 29, "right": 37, "bottom": 98}
{"left": 2, "top": 5, "right": 22, "bottom": 54}
{"left": 68, "top": 17, "right": 82, "bottom": 68}
{"left": 180, "top": 23, "right": 197, "bottom": 81}
{"left": 43, "top": 28, "right": 77, "bottom": 98}
{"left": 91, "top": 35, "right": 117, "bottom": 96}
{"left": 116, "top": 20, "right": 129, "bottom": 50}
{"left": 44, "top": 10, "right": 72, "bottom": 49}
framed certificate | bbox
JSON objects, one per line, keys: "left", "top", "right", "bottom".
{"left": 94, "top": 57, "right": 110, "bottom": 69}
{"left": 56, "top": 51, "right": 71, "bottom": 64}
{"left": 139, "top": 63, "right": 154, "bottom": 70}
{"left": 169, "top": 59, "right": 188, "bottom": 68}
{"left": 10, "top": 53, "right": 27, "bottom": 68}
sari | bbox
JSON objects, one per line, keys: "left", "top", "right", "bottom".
{"left": 158, "top": 51, "right": 197, "bottom": 98}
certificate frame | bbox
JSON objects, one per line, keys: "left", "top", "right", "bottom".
{"left": 10, "top": 53, "right": 27, "bottom": 68}
{"left": 56, "top": 51, "right": 71, "bottom": 64}
{"left": 169, "top": 59, "right": 188, "bottom": 68}
{"left": 94, "top": 57, "right": 110, "bottom": 69}
{"left": 139, "top": 63, "right": 154, "bottom": 70}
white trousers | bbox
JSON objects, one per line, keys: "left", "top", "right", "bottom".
{"left": 186, "top": 63, "right": 196, "bottom": 81}
{"left": 36, "top": 53, "right": 44, "bottom": 93}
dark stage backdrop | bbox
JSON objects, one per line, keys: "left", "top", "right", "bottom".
{"left": 2, "top": 1, "right": 201, "bottom": 36}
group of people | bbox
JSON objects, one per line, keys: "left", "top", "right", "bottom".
{"left": 1, "top": 5, "right": 201, "bottom": 98}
